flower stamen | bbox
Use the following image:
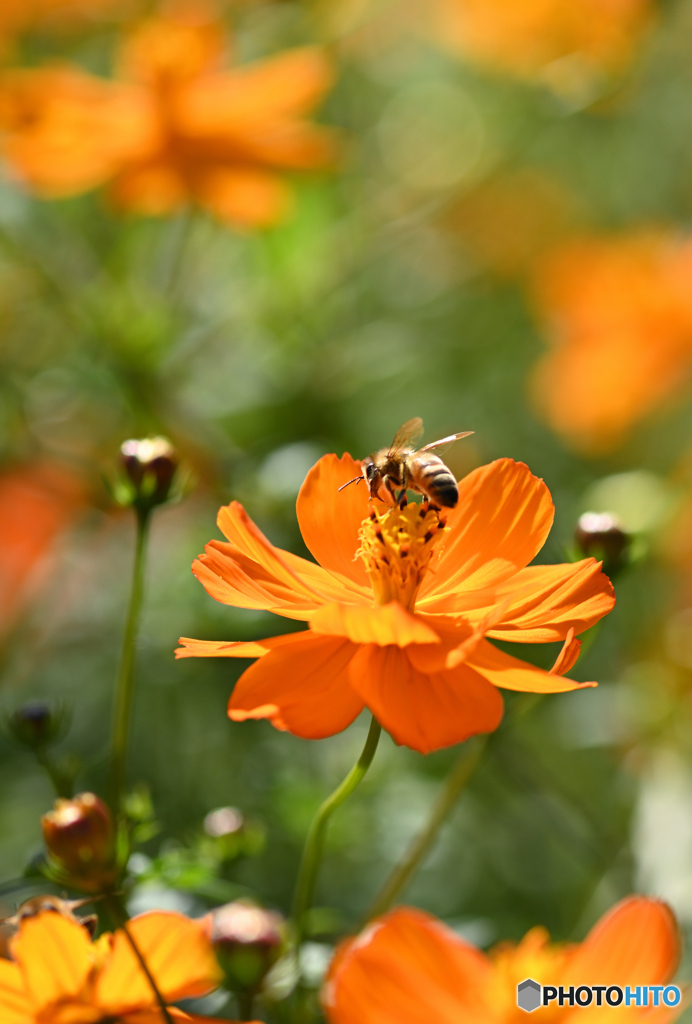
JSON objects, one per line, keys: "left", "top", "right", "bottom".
{"left": 356, "top": 501, "right": 448, "bottom": 610}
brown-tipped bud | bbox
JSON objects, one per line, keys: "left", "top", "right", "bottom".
{"left": 574, "top": 511, "right": 631, "bottom": 576}
{"left": 7, "top": 701, "right": 65, "bottom": 749}
{"left": 119, "top": 437, "right": 179, "bottom": 511}
{"left": 42, "top": 793, "right": 118, "bottom": 893}
{"left": 209, "top": 901, "right": 285, "bottom": 994}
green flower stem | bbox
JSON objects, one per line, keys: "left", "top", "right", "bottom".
{"left": 364, "top": 736, "right": 486, "bottom": 923}
{"left": 237, "top": 991, "right": 255, "bottom": 1021}
{"left": 34, "top": 747, "right": 72, "bottom": 799}
{"left": 106, "top": 894, "right": 174, "bottom": 1024}
{"left": 110, "top": 507, "right": 151, "bottom": 813}
{"left": 292, "top": 715, "right": 382, "bottom": 952}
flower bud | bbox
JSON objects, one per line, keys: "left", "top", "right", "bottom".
{"left": 574, "top": 511, "right": 631, "bottom": 576}
{"left": 7, "top": 701, "right": 65, "bottom": 749}
{"left": 119, "top": 437, "right": 179, "bottom": 511}
{"left": 208, "top": 901, "right": 285, "bottom": 994}
{"left": 42, "top": 792, "right": 119, "bottom": 893}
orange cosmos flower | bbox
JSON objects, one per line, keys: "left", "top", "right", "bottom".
{"left": 0, "top": 461, "right": 85, "bottom": 639}
{"left": 0, "top": 0, "right": 123, "bottom": 49}
{"left": 424, "top": 0, "right": 653, "bottom": 81}
{"left": 0, "top": 906, "right": 228, "bottom": 1024}
{"left": 176, "top": 454, "right": 615, "bottom": 754}
{"left": 323, "top": 897, "right": 683, "bottom": 1024}
{"left": 531, "top": 230, "right": 692, "bottom": 454}
{"left": 0, "top": 11, "right": 335, "bottom": 227}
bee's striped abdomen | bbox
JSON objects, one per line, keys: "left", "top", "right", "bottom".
{"left": 408, "top": 454, "right": 458, "bottom": 508}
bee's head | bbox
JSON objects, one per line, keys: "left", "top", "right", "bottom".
{"left": 362, "top": 459, "right": 377, "bottom": 483}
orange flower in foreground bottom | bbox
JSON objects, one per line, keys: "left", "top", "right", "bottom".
{"left": 177, "top": 454, "right": 615, "bottom": 754}
{"left": 0, "top": 907, "right": 227, "bottom": 1024}
{"left": 531, "top": 231, "right": 692, "bottom": 453}
{"left": 324, "top": 898, "right": 683, "bottom": 1024}
{"left": 0, "top": 12, "right": 334, "bottom": 227}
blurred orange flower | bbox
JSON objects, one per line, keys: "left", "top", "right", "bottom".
{"left": 530, "top": 231, "right": 692, "bottom": 454}
{"left": 0, "top": 907, "right": 225, "bottom": 1024}
{"left": 324, "top": 897, "right": 683, "bottom": 1023}
{"left": 0, "top": 11, "right": 335, "bottom": 226}
{"left": 425, "top": 0, "right": 653, "bottom": 81}
{"left": 0, "top": 0, "right": 122, "bottom": 48}
{"left": 0, "top": 461, "right": 85, "bottom": 638}
{"left": 177, "top": 454, "right": 614, "bottom": 754}
{"left": 447, "top": 169, "right": 580, "bottom": 279}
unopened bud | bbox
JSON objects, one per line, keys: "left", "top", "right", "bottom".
{"left": 7, "top": 701, "right": 65, "bottom": 749}
{"left": 119, "top": 437, "right": 179, "bottom": 511}
{"left": 42, "top": 792, "right": 118, "bottom": 893}
{"left": 575, "top": 512, "right": 630, "bottom": 576}
{"left": 208, "top": 901, "right": 284, "bottom": 994}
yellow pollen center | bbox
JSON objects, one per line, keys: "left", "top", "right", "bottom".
{"left": 356, "top": 501, "right": 448, "bottom": 610}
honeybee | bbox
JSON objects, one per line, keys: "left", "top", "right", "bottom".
{"left": 340, "top": 417, "right": 473, "bottom": 508}
{"left": 1, "top": 895, "right": 99, "bottom": 936}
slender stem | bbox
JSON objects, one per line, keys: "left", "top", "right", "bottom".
{"left": 34, "top": 747, "right": 72, "bottom": 799}
{"left": 364, "top": 737, "right": 486, "bottom": 922}
{"left": 237, "top": 991, "right": 255, "bottom": 1021}
{"left": 161, "top": 207, "right": 195, "bottom": 300}
{"left": 110, "top": 508, "right": 151, "bottom": 812}
{"left": 106, "top": 895, "right": 174, "bottom": 1024}
{"left": 292, "top": 715, "right": 382, "bottom": 951}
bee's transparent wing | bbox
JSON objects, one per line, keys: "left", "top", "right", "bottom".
{"left": 389, "top": 417, "right": 424, "bottom": 454}
{"left": 419, "top": 431, "right": 474, "bottom": 455}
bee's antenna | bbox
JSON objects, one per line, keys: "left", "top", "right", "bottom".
{"left": 338, "top": 476, "right": 363, "bottom": 492}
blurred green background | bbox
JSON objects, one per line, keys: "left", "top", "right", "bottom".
{"left": 2, "top": 0, "right": 692, "bottom": 1014}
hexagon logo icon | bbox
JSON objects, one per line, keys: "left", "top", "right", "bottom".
{"left": 517, "top": 978, "right": 541, "bottom": 1012}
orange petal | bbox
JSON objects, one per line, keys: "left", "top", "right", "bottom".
{"left": 192, "top": 492, "right": 362, "bottom": 619}
{"left": 324, "top": 907, "right": 493, "bottom": 1024}
{"left": 96, "top": 912, "right": 222, "bottom": 1014}
{"left": 181, "top": 48, "right": 333, "bottom": 127}
{"left": 408, "top": 605, "right": 515, "bottom": 673}
{"left": 296, "top": 453, "right": 373, "bottom": 592}
{"left": 310, "top": 602, "right": 440, "bottom": 646}
{"left": 424, "top": 558, "right": 615, "bottom": 640}
{"left": 110, "top": 162, "right": 188, "bottom": 216}
{"left": 198, "top": 539, "right": 369, "bottom": 609}
{"left": 349, "top": 645, "right": 503, "bottom": 753}
{"left": 196, "top": 168, "right": 291, "bottom": 228}
{"left": 228, "top": 631, "right": 364, "bottom": 739}
{"left": 11, "top": 912, "right": 93, "bottom": 1013}
{"left": 563, "top": 897, "right": 681, "bottom": 988}
{"left": 483, "top": 560, "right": 615, "bottom": 642}
{"left": 550, "top": 627, "right": 581, "bottom": 675}
{"left": 0, "top": 958, "right": 32, "bottom": 1024}
{"left": 123, "top": 1011, "right": 244, "bottom": 1024}
{"left": 217, "top": 502, "right": 325, "bottom": 603}
{"left": 467, "top": 638, "right": 595, "bottom": 693}
{"left": 193, "top": 544, "right": 319, "bottom": 620}
{"left": 419, "top": 459, "right": 554, "bottom": 603}
{"left": 118, "top": 17, "right": 225, "bottom": 84}
{"left": 175, "top": 633, "right": 303, "bottom": 659}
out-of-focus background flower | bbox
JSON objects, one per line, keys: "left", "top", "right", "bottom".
{"left": 3, "top": 0, "right": 692, "bottom": 1007}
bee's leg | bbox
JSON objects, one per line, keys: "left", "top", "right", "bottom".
{"left": 383, "top": 476, "right": 398, "bottom": 504}
{"left": 397, "top": 465, "right": 409, "bottom": 507}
